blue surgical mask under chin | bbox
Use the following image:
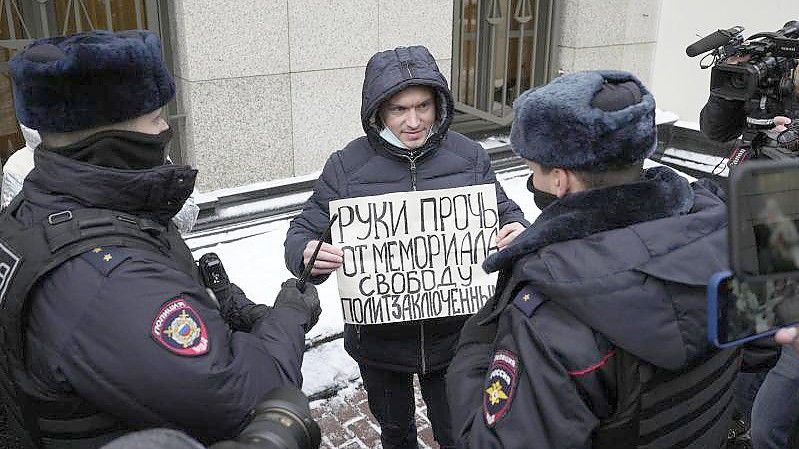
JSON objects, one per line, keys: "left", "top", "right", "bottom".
{"left": 379, "top": 124, "right": 439, "bottom": 150}
{"left": 379, "top": 127, "right": 409, "bottom": 149}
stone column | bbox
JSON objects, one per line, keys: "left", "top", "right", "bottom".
{"left": 553, "top": 0, "right": 662, "bottom": 86}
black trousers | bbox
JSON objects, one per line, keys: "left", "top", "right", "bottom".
{"left": 359, "top": 364, "right": 455, "bottom": 449}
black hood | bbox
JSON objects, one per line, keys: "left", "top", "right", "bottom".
{"left": 18, "top": 149, "right": 197, "bottom": 225}
{"left": 360, "top": 46, "right": 455, "bottom": 160}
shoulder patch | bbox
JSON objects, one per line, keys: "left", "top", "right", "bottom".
{"left": 0, "top": 240, "right": 21, "bottom": 306}
{"left": 151, "top": 297, "right": 209, "bottom": 357}
{"left": 512, "top": 285, "right": 545, "bottom": 317}
{"left": 483, "top": 349, "right": 520, "bottom": 427}
{"left": 80, "top": 246, "right": 132, "bottom": 276}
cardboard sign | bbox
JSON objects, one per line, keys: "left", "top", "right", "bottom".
{"left": 330, "top": 184, "right": 499, "bottom": 325}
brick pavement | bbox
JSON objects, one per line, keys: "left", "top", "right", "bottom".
{"left": 311, "top": 378, "right": 441, "bottom": 449}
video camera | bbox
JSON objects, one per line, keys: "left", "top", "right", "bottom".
{"left": 688, "top": 21, "right": 799, "bottom": 160}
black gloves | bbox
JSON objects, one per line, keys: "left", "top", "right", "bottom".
{"left": 274, "top": 278, "right": 322, "bottom": 333}
{"left": 221, "top": 284, "right": 272, "bottom": 332}
{"left": 457, "top": 294, "right": 500, "bottom": 349}
{"left": 198, "top": 252, "right": 270, "bottom": 332}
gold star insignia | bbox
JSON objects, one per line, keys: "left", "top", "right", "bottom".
{"left": 485, "top": 381, "right": 508, "bottom": 406}
{"left": 92, "top": 247, "right": 103, "bottom": 253}
{"left": 103, "top": 254, "right": 113, "bottom": 262}
{"left": 522, "top": 294, "right": 530, "bottom": 302}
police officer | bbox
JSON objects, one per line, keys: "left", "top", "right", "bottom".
{"left": 0, "top": 30, "right": 321, "bottom": 448}
{"left": 446, "top": 70, "right": 740, "bottom": 449}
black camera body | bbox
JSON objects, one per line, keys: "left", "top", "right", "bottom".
{"left": 690, "top": 21, "right": 799, "bottom": 160}
{"left": 706, "top": 22, "right": 798, "bottom": 104}
{"left": 710, "top": 38, "right": 798, "bottom": 103}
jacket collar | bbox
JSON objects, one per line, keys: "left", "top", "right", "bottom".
{"left": 21, "top": 149, "right": 197, "bottom": 225}
{"left": 484, "top": 166, "right": 695, "bottom": 272}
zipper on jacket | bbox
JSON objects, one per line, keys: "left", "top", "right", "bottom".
{"left": 420, "top": 322, "right": 427, "bottom": 374}
{"left": 409, "top": 158, "right": 418, "bottom": 191}
{"left": 404, "top": 152, "right": 424, "bottom": 372}
{"left": 356, "top": 325, "right": 361, "bottom": 343}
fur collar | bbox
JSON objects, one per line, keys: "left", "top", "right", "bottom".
{"left": 484, "top": 166, "right": 694, "bottom": 272}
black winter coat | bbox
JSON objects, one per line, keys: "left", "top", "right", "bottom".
{"left": 14, "top": 150, "right": 310, "bottom": 445}
{"left": 284, "top": 46, "right": 528, "bottom": 373}
{"left": 448, "top": 167, "right": 734, "bottom": 448}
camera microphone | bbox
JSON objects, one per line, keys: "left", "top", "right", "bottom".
{"left": 686, "top": 26, "right": 744, "bottom": 57}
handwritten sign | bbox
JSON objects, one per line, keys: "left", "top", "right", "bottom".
{"left": 330, "top": 184, "right": 499, "bottom": 325}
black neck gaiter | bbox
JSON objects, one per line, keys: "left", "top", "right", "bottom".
{"left": 45, "top": 128, "right": 174, "bottom": 170}
{"left": 527, "top": 173, "right": 560, "bottom": 210}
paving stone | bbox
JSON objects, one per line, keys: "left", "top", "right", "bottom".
{"left": 312, "top": 381, "right": 443, "bottom": 449}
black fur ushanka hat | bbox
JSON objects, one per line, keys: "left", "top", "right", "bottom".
{"left": 10, "top": 29, "right": 175, "bottom": 133}
{"left": 510, "top": 70, "right": 656, "bottom": 171}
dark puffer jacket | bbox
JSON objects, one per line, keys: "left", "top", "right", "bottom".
{"left": 284, "top": 46, "right": 528, "bottom": 373}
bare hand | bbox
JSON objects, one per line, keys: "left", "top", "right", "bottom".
{"left": 773, "top": 116, "right": 792, "bottom": 133}
{"left": 775, "top": 327, "right": 799, "bottom": 353}
{"left": 496, "top": 222, "right": 526, "bottom": 251}
{"left": 303, "top": 240, "right": 344, "bottom": 276}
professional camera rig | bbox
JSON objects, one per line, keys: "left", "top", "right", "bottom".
{"left": 688, "top": 21, "right": 799, "bottom": 161}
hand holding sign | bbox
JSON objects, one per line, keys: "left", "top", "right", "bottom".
{"left": 496, "top": 222, "right": 525, "bottom": 250}
{"left": 303, "top": 240, "right": 344, "bottom": 277}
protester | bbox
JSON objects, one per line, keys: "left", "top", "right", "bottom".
{"left": 284, "top": 45, "right": 528, "bottom": 449}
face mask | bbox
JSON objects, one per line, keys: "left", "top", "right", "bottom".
{"left": 45, "top": 128, "right": 174, "bottom": 170}
{"left": 379, "top": 123, "right": 439, "bottom": 150}
{"left": 379, "top": 127, "right": 409, "bottom": 149}
{"left": 527, "top": 173, "right": 559, "bottom": 210}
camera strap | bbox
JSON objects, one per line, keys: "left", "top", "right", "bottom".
{"left": 727, "top": 142, "right": 752, "bottom": 168}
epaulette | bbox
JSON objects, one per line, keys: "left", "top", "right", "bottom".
{"left": 79, "top": 246, "right": 132, "bottom": 277}
{"left": 512, "top": 284, "right": 546, "bottom": 317}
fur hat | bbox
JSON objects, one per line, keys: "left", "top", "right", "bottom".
{"left": 10, "top": 30, "right": 175, "bottom": 133}
{"left": 510, "top": 70, "right": 656, "bottom": 171}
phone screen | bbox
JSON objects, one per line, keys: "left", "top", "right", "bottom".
{"left": 732, "top": 164, "right": 799, "bottom": 278}
{"left": 717, "top": 275, "right": 799, "bottom": 345}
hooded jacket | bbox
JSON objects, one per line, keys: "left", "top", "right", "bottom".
{"left": 284, "top": 46, "right": 528, "bottom": 373}
{"left": 6, "top": 149, "right": 311, "bottom": 447}
{"left": 448, "top": 167, "right": 736, "bottom": 448}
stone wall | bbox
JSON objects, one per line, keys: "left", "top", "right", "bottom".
{"left": 169, "top": 0, "right": 454, "bottom": 191}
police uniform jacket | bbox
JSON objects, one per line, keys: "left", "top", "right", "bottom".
{"left": 13, "top": 150, "right": 310, "bottom": 444}
{"left": 284, "top": 46, "right": 528, "bottom": 374}
{"left": 448, "top": 167, "right": 736, "bottom": 448}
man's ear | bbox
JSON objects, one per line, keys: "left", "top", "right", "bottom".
{"left": 553, "top": 169, "right": 570, "bottom": 197}
{"left": 555, "top": 169, "right": 584, "bottom": 196}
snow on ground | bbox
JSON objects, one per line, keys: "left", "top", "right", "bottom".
{"left": 186, "top": 159, "right": 692, "bottom": 397}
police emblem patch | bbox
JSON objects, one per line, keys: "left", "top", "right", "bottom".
{"left": 0, "top": 240, "right": 21, "bottom": 306}
{"left": 151, "top": 298, "right": 209, "bottom": 356}
{"left": 483, "top": 349, "right": 519, "bottom": 427}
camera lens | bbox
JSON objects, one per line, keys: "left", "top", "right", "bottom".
{"left": 209, "top": 387, "right": 321, "bottom": 449}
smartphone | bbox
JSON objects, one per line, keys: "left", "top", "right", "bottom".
{"left": 708, "top": 270, "right": 799, "bottom": 347}
{"left": 729, "top": 159, "right": 799, "bottom": 280}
